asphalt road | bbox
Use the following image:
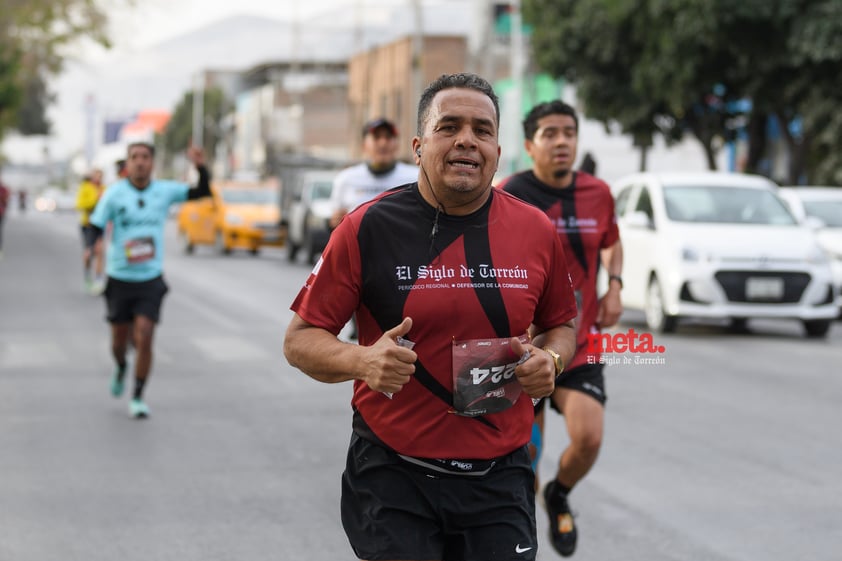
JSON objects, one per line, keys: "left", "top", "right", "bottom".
{"left": 1, "top": 211, "right": 840, "bottom": 561}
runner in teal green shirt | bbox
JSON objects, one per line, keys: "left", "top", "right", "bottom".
{"left": 89, "top": 142, "right": 211, "bottom": 418}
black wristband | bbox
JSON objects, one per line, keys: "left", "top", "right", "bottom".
{"left": 608, "top": 275, "right": 623, "bottom": 288}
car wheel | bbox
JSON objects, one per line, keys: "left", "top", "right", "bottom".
{"left": 728, "top": 317, "right": 750, "bottom": 333}
{"left": 301, "top": 220, "right": 318, "bottom": 265}
{"left": 287, "top": 240, "right": 300, "bottom": 261}
{"left": 178, "top": 230, "right": 194, "bottom": 255}
{"left": 305, "top": 231, "right": 318, "bottom": 265}
{"left": 250, "top": 247, "right": 260, "bottom": 256}
{"left": 646, "top": 276, "right": 677, "bottom": 333}
{"left": 215, "top": 231, "right": 231, "bottom": 255}
{"left": 803, "top": 319, "right": 831, "bottom": 338}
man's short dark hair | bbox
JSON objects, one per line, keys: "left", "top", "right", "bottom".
{"left": 416, "top": 73, "right": 500, "bottom": 135}
{"left": 127, "top": 142, "right": 155, "bottom": 158}
{"left": 522, "top": 100, "right": 579, "bottom": 140}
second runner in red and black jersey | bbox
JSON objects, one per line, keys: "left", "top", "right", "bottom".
{"left": 500, "top": 170, "right": 619, "bottom": 370}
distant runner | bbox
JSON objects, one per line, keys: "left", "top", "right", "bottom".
{"left": 76, "top": 168, "right": 106, "bottom": 293}
{"left": 89, "top": 143, "right": 211, "bottom": 418}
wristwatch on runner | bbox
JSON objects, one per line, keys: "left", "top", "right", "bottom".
{"left": 543, "top": 347, "right": 564, "bottom": 376}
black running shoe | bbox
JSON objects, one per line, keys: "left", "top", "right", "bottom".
{"left": 544, "top": 480, "right": 577, "bottom": 557}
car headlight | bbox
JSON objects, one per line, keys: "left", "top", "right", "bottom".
{"left": 806, "top": 244, "right": 830, "bottom": 264}
{"left": 225, "top": 213, "right": 243, "bottom": 225}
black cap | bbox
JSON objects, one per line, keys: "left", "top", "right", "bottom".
{"left": 362, "top": 117, "right": 398, "bottom": 138}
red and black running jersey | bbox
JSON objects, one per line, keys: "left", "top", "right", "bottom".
{"left": 500, "top": 171, "right": 619, "bottom": 369}
{"left": 291, "top": 183, "right": 577, "bottom": 459}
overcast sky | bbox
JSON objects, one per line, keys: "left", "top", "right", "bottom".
{"left": 2, "top": 0, "right": 425, "bottom": 164}
{"left": 104, "top": 0, "right": 406, "bottom": 53}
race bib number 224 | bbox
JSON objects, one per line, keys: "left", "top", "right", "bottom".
{"left": 451, "top": 335, "right": 529, "bottom": 417}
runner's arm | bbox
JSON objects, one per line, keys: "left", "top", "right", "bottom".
{"left": 284, "top": 314, "right": 417, "bottom": 394}
{"left": 514, "top": 322, "right": 576, "bottom": 397}
{"left": 529, "top": 321, "right": 576, "bottom": 375}
{"left": 87, "top": 187, "right": 113, "bottom": 236}
{"left": 597, "top": 238, "right": 623, "bottom": 328}
{"left": 601, "top": 238, "right": 623, "bottom": 284}
{"left": 186, "top": 165, "right": 211, "bottom": 200}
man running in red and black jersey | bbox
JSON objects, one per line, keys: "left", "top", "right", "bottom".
{"left": 284, "top": 74, "right": 577, "bottom": 561}
{"left": 500, "top": 100, "right": 624, "bottom": 557}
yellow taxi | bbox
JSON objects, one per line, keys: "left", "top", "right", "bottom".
{"left": 177, "top": 179, "right": 285, "bottom": 255}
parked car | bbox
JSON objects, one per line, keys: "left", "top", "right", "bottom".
{"left": 612, "top": 172, "right": 837, "bottom": 337}
{"left": 286, "top": 170, "right": 336, "bottom": 264}
{"left": 177, "top": 179, "right": 285, "bottom": 255}
{"left": 778, "top": 186, "right": 842, "bottom": 316}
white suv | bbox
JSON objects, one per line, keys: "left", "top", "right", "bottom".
{"left": 612, "top": 172, "right": 836, "bottom": 337}
{"left": 286, "top": 170, "right": 337, "bottom": 265}
{"left": 778, "top": 186, "right": 842, "bottom": 317}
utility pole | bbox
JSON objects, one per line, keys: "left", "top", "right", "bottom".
{"left": 192, "top": 72, "right": 204, "bottom": 150}
{"left": 287, "top": 0, "right": 303, "bottom": 162}
{"left": 358, "top": 0, "right": 371, "bottom": 133}
{"left": 510, "top": 0, "right": 524, "bottom": 115}
{"left": 84, "top": 93, "right": 96, "bottom": 169}
{"left": 507, "top": 0, "right": 525, "bottom": 174}
{"left": 411, "top": 0, "right": 424, "bottom": 138}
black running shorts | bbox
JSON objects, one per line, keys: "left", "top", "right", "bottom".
{"left": 340, "top": 433, "right": 538, "bottom": 561}
{"left": 103, "top": 276, "right": 169, "bottom": 324}
{"left": 534, "top": 362, "right": 606, "bottom": 414}
{"left": 81, "top": 225, "right": 102, "bottom": 249}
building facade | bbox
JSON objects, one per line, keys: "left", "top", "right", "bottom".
{"left": 348, "top": 35, "right": 468, "bottom": 161}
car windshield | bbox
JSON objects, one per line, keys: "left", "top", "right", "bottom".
{"left": 309, "top": 181, "right": 333, "bottom": 200}
{"left": 803, "top": 200, "right": 842, "bottom": 227}
{"left": 221, "top": 189, "right": 279, "bottom": 205}
{"left": 663, "top": 185, "right": 796, "bottom": 225}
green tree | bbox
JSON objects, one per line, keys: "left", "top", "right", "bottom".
{"left": 777, "top": 0, "right": 842, "bottom": 184}
{"left": 712, "top": 0, "right": 837, "bottom": 183}
{"left": 14, "top": 71, "right": 53, "bottom": 134}
{"left": 522, "top": 1, "right": 666, "bottom": 170}
{"left": 158, "top": 87, "right": 231, "bottom": 171}
{"left": 523, "top": 0, "right": 842, "bottom": 184}
{"left": 523, "top": 0, "right": 745, "bottom": 171}
{"left": 0, "top": 1, "right": 122, "bottom": 140}
{"left": 0, "top": 48, "right": 22, "bottom": 134}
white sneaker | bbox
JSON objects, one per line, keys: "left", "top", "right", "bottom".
{"left": 90, "top": 278, "right": 106, "bottom": 295}
{"left": 129, "top": 398, "right": 150, "bottom": 418}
